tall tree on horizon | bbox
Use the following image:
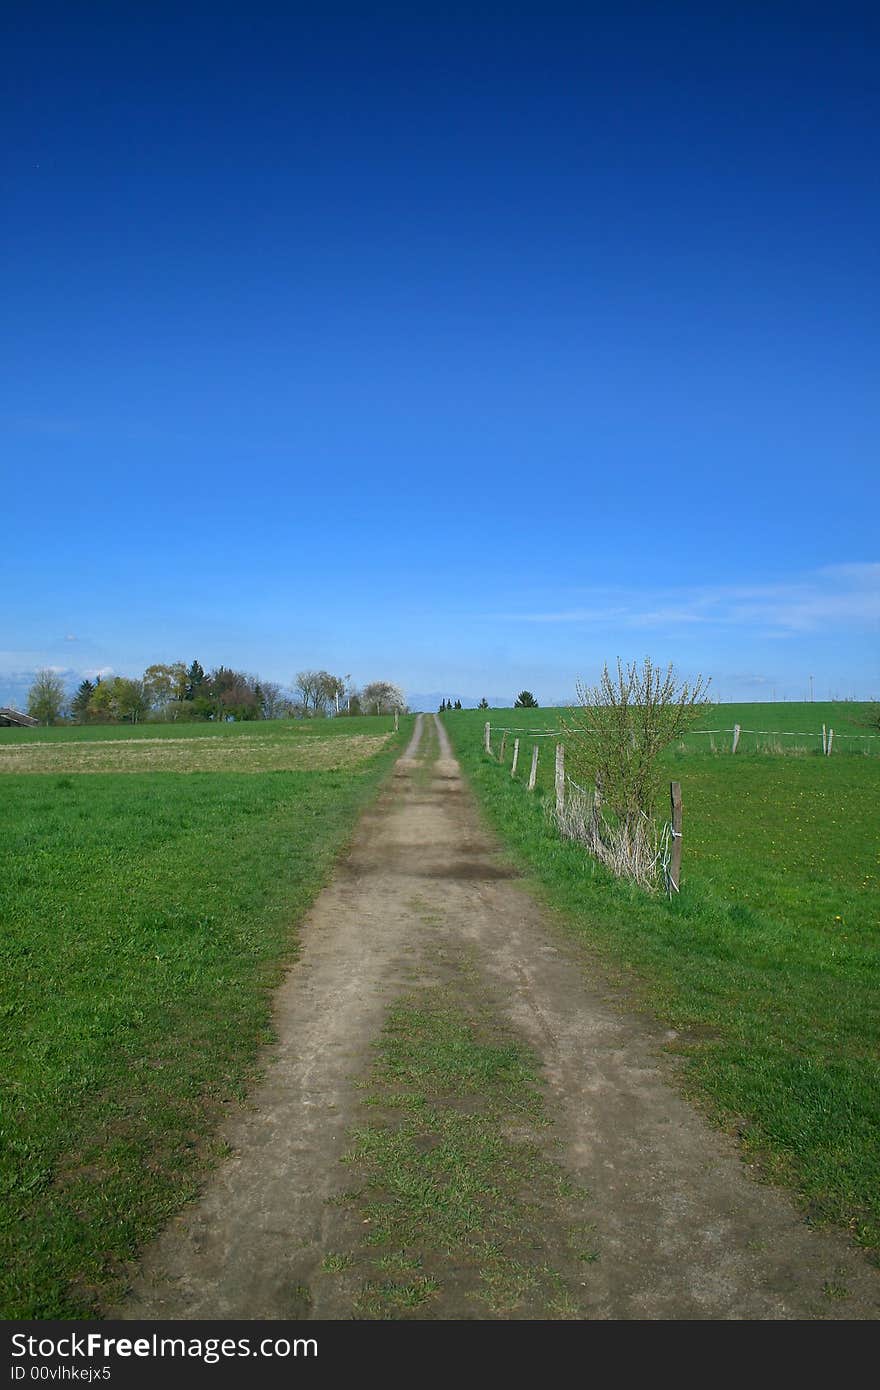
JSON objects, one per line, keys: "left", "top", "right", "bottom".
{"left": 185, "top": 660, "right": 205, "bottom": 701}
{"left": 27, "top": 670, "right": 66, "bottom": 726}
{"left": 70, "top": 678, "right": 96, "bottom": 724}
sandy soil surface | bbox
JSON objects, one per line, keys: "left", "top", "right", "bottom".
{"left": 116, "top": 715, "right": 880, "bottom": 1320}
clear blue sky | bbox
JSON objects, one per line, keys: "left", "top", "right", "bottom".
{"left": 2, "top": 2, "right": 878, "bottom": 709}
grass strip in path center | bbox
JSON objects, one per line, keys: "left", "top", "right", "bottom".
{"left": 320, "top": 966, "right": 599, "bottom": 1319}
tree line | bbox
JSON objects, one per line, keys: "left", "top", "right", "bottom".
{"left": 24, "top": 663, "right": 407, "bottom": 726}
{"left": 438, "top": 694, "right": 537, "bottom": 711}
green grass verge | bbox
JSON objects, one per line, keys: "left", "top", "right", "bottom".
{"left": 443, "top": 705, "right": 880, "bottom": 1258}
{"left": 0, "top": 723, "right": 410, "bottom": 1318}
{"left": 325, "top": 972, "right": 597, "bottom": 1319}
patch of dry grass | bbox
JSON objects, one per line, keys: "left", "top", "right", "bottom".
{"left": 0, "top": 733, "right": 390, "bottom": 775}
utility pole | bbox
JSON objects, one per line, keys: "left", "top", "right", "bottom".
{"left": 809, "top": 674, "right": 814, "bottom": 703}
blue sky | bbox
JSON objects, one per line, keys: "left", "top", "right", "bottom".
{"left": 2, "top": 3, "right": 878, "bottom": 709}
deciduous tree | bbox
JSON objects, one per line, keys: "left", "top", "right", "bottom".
{"left": 258, "top": 680, "right": 286, "bottom": 719}
{"left": 86, "top": 675, "right": 149, "bottom": 723}
{"left": 319, "top": 672, "right": 347, "bottom": 715}
{"left": 295, "top": 670, "right": 324, "bottom": 716}
{"left": 114, "top": 678, "right": 150, "bottom": 724}
{"left": 143, "top": 662, "right": 187, "bottom": 715}
{"left": 361, "top": 681, "right": 406, "bottom": 715}
{"left": 27, "top": 670, "right": 66, "bottom": 725}
{"left": 206, "top": 667, "right": 260, "bottom": 721}
{"left": 563, "top": 657, "right": 711, "bottom": 825}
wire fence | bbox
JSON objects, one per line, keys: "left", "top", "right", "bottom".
{"left": 481, "top": 709, "right": 876, "bottom": 896}
{"left": 561, "top": 771, "right": 678, "bottom": 894}
{"left": 483, "top": 719, "right": 684, "bottom": 895}
{"left": 487, "top": 723, "right": 879, "bottom": 748}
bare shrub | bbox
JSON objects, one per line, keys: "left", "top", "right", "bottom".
{"left": 563, "top": 657, "right": 711, "bottom": 820}
{"left": 555, "top": 783, "right": 668, "bottom": 893}
{"left": 559, "top": 657, "right": 711, "bottom": 890}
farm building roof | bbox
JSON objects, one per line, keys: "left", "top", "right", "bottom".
{"left": 0, "top": 708, "right": 39, "bottom": 727}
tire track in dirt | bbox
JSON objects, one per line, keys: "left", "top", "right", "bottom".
{"left": 117, "top": 715, "right": 879, "bottom": 1319}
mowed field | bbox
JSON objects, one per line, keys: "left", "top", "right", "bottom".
{"left": 0, "top": 715, "right": 410, "bottom": 1317}
{"left": 444, "top": 702, "right": 880, "bottom": 1258}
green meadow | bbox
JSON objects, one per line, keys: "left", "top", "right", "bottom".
{"left": 0, "top": 716, "right": 409, "bottom": 1317}
{"left": 0, "top": 716, "right": 388, "bottom": 743}
{"left": 444, "top": 702, "right": 880, "bottom": 1257}
{"left": 688, "top": 700, "right": 877, "bottom": 755}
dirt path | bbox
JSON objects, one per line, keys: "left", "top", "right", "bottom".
{"left": 118, "top": 715, "right": 879, "bottom": 1320}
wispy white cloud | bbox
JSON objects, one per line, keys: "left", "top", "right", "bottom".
{"left": 0, "top": 664, "right": 116, "bottom": 707}
{"left": 494, "top": 562, "right": 880, "bottom": 634}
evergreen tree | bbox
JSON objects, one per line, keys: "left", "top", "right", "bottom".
{"left": 478, "top": 697, "right": 489, "bottom": 710}
{"left": 514, "top": 690, "right": 539, "bottom": 708}
{"left": 70, "top": 679, "right": 95, "bottom": 724}
{"left": 185, "top": 659, "right": 205, "bottom": 701}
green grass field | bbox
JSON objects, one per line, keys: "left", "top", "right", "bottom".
{"left": 443, "top": 702, "right": 880, "bottom": 1257}
{"left": 0, "top": 716, "right": 410, "bottom": 1317}
{"left": 0, "top": 715, "right": 387, "bottom": 743}
{"left": 689, "top": 700, "right": 876, "bottom": 755}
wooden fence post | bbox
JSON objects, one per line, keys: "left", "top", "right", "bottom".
{"left": 528, "top": 744, "right": 539, "bottom": 791}
{"left": 731, "top": 724, "right": 741, "bottom": 754}
{"left": 827, "top": 728, "right": 834, "bottom": 756}
{"left": 669, "top": 781, "right": 683, "bottom": 893}
{"left": 484, "top": 721, "right": 491, "bottom": 755}
{"left": 394, "top": 710, "right": 399, "bottom": 732}
{"left": 511, "top": 737, "right": 519, "bottom": 776}
{"left": 592, "top": 774, "right": 603, "bottom": 836}
{"left": 499, "top": 731, "right": 507, "bottom": 762}
{"left": 822, "top": 724, "right": 827, "bottom": 755}
{"left": 555, "top": 744, "right": 565, "bottom": 815}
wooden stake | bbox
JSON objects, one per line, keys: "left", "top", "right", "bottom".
{"left": 511, "top": 737, "right": 519, "bottom": 776}
{"left": 499, "top": 731, "right": 507, "bottom": 762}
{"left": 731, "top": 724, "right": 741, "bottom": 754}
{"left": 484, "top": 721, "right": 491, "bottom": 755}
{"left": 394, "top": 710, "right": 399, "bottom": 732}
{"left": 528, "top": 744, "right": 539, "bottom": 791}
{"left": 822, "top": 723, "right": 827, "bottom": 755}
{"left": 555, "top": 744, "right": 565, "bottom": 814}
{"left": 669, "top": 781, "right": 683, "bottom": 893}
{"left": 592, "top": 774, "right": 603, "bottom": 836}
{"left": 827, "top": 727, "right": 834, "bottom": 756}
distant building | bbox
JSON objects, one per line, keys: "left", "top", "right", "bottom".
{"left": 0, "top": 708, "right": 39, "bottom": 727}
